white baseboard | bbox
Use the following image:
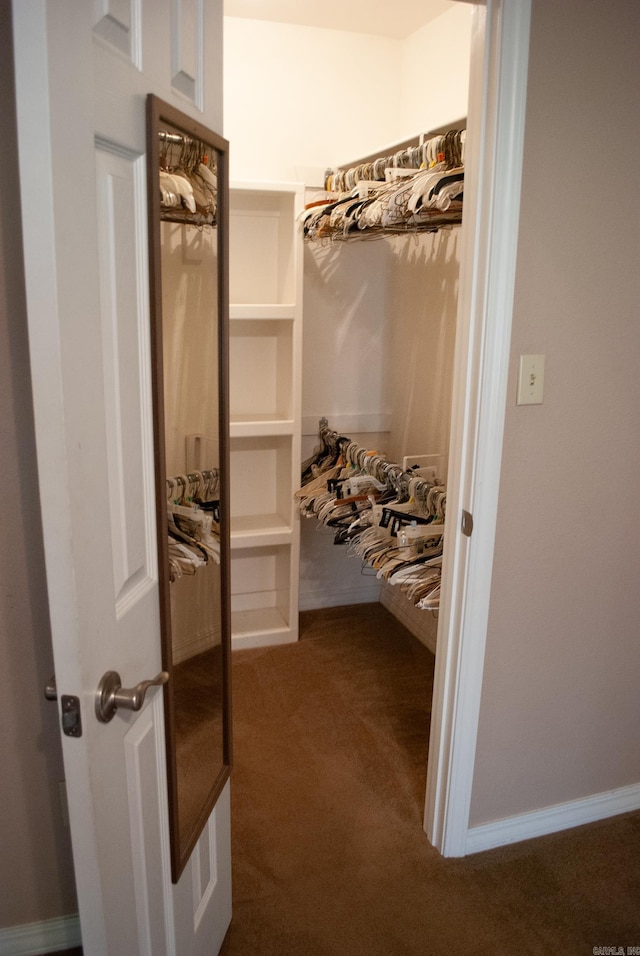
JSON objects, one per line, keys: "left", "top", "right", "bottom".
{"left": 231, "top": 629, "right": 297, "bottom": 651}
{"left": 466, "top": 780, "right": 640, "bottom": 855}
{"left": 0, "top": 914, "right": 81, "bottom": 955}
{"left": 299, "top": 582, "right": 380, "bottom": 611}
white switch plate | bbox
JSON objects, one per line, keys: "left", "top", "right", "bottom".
{"left": 517, "top": 353, "right": 545, "bottom": 405}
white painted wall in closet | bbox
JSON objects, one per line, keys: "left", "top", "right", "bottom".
{"left": 223, "top": 6, "right": 472, "bottom": 183}
{"left": 300, "top": 230, "right": 460, "bottom": 620}
{"left": 223, "top": 7, "right": 471, "bottom": 631}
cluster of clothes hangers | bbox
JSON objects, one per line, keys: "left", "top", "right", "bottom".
{"left": 296, "top": 423, "right": 446, "bottom": 611}
{"left": 347, "top": 523, "right": 443, "bottom": 611}
{"left": 158, "top": 130, "right": 218, "bottom": 227}
{"left": 302, "top": 129, "right": 465, "bottom": 241}
{"left": 324, "top": 129, "right": 465, "bottom": 193}
{"left": 166, "top": 469, "right": 220, "bottom": 581}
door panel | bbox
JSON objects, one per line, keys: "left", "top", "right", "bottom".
{"left": 93, "top": 0, "right": 141, "bottom": 64}
{"left": 12, "top": 1, "right": 230, "bottom": 952}
{"left": 95, "top": 144, "right": 156, "bottom": 613}
{"left": 173, "top": 790, "right": 231, "bottom": 956}
{"left": 172, "top": 0, "right": 203, "bottom": 105}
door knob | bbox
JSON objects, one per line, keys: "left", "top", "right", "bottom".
{"left": 95, "top": 669, "right": 169, "bottom": 723}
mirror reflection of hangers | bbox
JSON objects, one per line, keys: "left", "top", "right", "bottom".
{"left": 157, "top": 129, "right": 218, "bottom": 226}
{"left": 148, "top": 93, "right": 230, "bottom": 885}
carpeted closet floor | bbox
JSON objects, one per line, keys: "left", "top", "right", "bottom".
{"left": 220, "top": 603, "right": 640, "bottom": 956}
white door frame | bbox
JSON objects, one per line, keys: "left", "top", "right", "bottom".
{"left": 425, "top": 0, "right": 532, "bottom": 856}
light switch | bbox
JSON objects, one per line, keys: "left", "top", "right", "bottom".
{"left": 516, "top": 354, "right": 545, "bottom": 405}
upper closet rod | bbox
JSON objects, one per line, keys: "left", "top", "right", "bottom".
{"left": 158, "top": 130, "right": 205, "bottom": 149}
{"left": 166, "top": 469, "right": 219, "bottom": 505}
{"left": 158, "top": 130, "right": 211, "bottom": 157}
{"left": 159, "top": 130, "right": 184, "bottom": 145}
{"left": 324, "top": 121, "right": 466, "bottom": 192}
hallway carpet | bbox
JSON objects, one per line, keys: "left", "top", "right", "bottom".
{"left": 220, "top": 603, "right": 640, "bottom": 956}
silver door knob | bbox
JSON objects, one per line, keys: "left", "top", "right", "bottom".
{"left": 95, "top": 669, "right": 169, "bottom": 723}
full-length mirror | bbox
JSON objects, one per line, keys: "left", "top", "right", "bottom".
{"left": 146, "top": 95, "right": 230, "bottom": 881}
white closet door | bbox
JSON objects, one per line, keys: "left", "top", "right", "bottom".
{"left": 12, "top": 2, "right": 230, "bottom": 953}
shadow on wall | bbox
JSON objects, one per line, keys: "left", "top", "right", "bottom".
{"left": 302, "top": 227, "right": 461, "bottom": 472}
{"left": 386, "top": 227, "right": 460, "bottom": 470}
{"left": 302, "top": 238, "right": 393, "bottom": 426}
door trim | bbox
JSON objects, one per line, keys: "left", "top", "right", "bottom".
{"left": 424, "top": 0, "right": 532, "bottom": 856}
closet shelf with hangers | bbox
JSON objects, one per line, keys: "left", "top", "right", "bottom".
{"left": 296, "top": 422, "right": 446, "bottom": 612}
{"left": 302, "top": 124, "right": 466, "bottom": 242}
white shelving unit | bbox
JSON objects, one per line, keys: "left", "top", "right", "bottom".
{"left": 228, "top": 182, "right": 304, "bottom": 649}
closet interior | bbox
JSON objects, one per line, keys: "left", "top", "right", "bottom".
{"left": 155, "top": 73, "right": 468, "bottom": 841}
{"left": 226, "top": 122, "right": 465, "bottom": 656}
{"left": 159, "top": 129, "right": 463, "bottom": 659}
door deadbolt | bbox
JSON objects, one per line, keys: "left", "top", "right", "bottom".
{"left": 44, "top": 675, "right": 82, "bottom": 737}
{"left": 61, "top": 696, "right": 82, "bottom": 737}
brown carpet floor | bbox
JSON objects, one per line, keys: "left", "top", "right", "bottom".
{"left": 220, "top": 603, "right": 640, "bottom": 956}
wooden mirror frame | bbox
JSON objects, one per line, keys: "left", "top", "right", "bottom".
{"left": 146, "top": 94, "right": 231, "bottom": 883}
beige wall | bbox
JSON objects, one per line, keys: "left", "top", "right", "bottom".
{"left": 0, "top": 2, "right": 77, "bottom": 927}
{"left": 302, "top": 228, "right": 460, "bottom": 467}
{"left": 470, "top": 0, "right": 640, "bottom": 825}
{"left": 400, "top": 4, "right": 471, "bottom": 135}
{"left": 223, "top": 8, "right": 472, "bottom": 183}
{"left": 223, "top": 17, "right": 401, "bottom": 183}
{"left": 385, "top": 231, "right": 459, "bottom": 472}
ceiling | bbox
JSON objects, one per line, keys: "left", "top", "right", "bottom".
{"left": 223, "top": 0, "right": 459, "bottom": 40}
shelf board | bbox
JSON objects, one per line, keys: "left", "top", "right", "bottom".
{"left": 231, "top": 607, "right": 296, "bottom": 649}
{"left": 230, "top": 514, "right": 292, "bottom": 548}
{"left": 229, "top": 303, "right": 296, "bottom": 321}
{"left": 230, "top": 417, "right": 294, "bottom": 438}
